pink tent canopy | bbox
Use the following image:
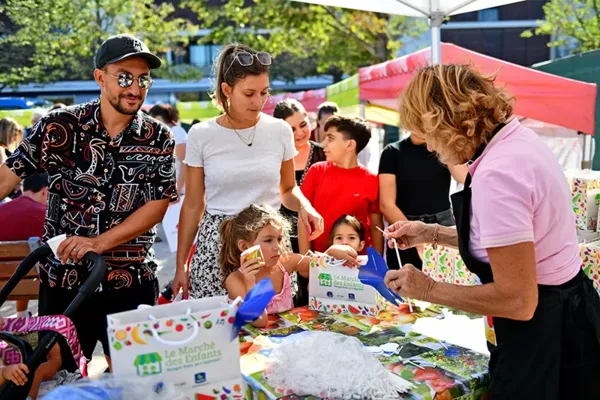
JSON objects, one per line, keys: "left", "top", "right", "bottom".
{"left": 359, "top": 43, "right": 597, "bottom": 135}
{"left": 262, "top": 93, "right": 288, "bottom": 115}
{"left": 262, "top": 88, "right": 327, "bottom": 115}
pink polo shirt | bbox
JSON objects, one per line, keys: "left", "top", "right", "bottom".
{"left": 468, "top": 118, "right": 581, "bottom": 285}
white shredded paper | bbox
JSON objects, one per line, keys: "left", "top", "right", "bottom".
{"left": 265, "top": 332, "right": 412, "bottom": 399}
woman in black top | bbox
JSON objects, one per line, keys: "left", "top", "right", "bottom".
{"left": 379, "top": 134, "right": 466, "bottom": 269}
{"left": 274, "top": 98, "right": 326, "bottom": 305}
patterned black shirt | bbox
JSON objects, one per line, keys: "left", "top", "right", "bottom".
{"left": 6, "top": 99, "right": 177, "bottom": 291}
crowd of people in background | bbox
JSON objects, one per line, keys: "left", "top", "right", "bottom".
{"left": 0, "top": 46, "right": 466, "bottom": 313}
{"left": 1, "top": 38, "right": 465, "bottom": 320}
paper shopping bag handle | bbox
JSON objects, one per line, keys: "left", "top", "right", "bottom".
{"left": 147, "top": 307, "right": 200, "bottom": 347}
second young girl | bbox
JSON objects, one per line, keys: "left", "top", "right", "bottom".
{"left": 330, "top": 214, "right": 366, "bottom": 254}
{"left": 219, "top": 204, "right": 359, "bottom": 327}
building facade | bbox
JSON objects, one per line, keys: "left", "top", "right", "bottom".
{"left": 441, "top": 0, "right": 551, "bottom": 66}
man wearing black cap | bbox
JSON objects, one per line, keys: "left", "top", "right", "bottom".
{"left": 0, "top": 34, "right": 177, "bottom": 368}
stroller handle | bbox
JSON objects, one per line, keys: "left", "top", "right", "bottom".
{"left": 63, "top": 250, "right": 106, "bottom": 317}
{"left": 79, "top": 251, "right": 106, "bottom": 296}
{"left": 0, "top": 244, "right": 107, "bottom": 310}
{"left": 0, "top": 246, "right": 106, "bottom": 400}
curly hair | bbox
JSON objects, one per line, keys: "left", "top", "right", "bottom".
{"left": 219, "top": 204, "right": 291, "bottom": 285}
{"left": 399, "top": 64, "right": 514, "bottom": 164}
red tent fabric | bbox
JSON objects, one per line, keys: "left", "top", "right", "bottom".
{"left": 262, "top": 89, "right": 327, "bottom": 116}
{"left": 262, "top": 93, "right": 288, "bottom": 115}
{"left": 359, "top": 43, "right": 597, "bottom": 135}
{"left": 288, "top": 89, "right": 327, "bottom": 114}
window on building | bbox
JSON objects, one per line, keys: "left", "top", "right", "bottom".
{"left": 189, "top": 45, "right": 222, "bottom": 67}
{"left": 172, "top": 48, "right": 188, "bottom": 65}
{"left": 478, "top": 8, "right": 499, "bottom": 21}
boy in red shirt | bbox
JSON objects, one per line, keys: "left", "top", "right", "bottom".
{"left": 299, "top": 115, "right": 383, "bottom": 255}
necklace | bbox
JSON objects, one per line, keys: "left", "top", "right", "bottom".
{"left": 226, "top": 115, "right": 258, "bottom": 147}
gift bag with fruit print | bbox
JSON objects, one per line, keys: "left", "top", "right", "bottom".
{"left": 565, "top": 169, "right": 600, "bottom": 231}
{"left": 422, "top": 244, "right": 479, "bottom": 286}
{"left": 308, "top": 252, "right": 386, "bottom": 318}
{"left": 107, "top": 280, "right": 275, "bottom": 400}
{"left": 579, "top": 239, "right": 600, "bottom": 294}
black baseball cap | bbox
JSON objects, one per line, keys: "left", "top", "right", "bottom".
{"left": 95, "top": 34, "right": 162, "bottom": 70}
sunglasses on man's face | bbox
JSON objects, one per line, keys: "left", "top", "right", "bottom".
{"left": 224, "top": 51, "right": 272, "bottom": 77}
{"left": 103, "top": 71, "right": 153, "bottom": 89}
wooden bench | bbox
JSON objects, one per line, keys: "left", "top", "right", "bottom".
{"left": 0, "top": 238, "right": 42, "bottom": 301}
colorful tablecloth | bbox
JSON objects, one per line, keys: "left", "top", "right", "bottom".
{"left": 239, "top": 304, "right": 489, "bottom": 400}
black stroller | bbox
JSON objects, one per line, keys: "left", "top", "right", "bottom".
{"left": 0, "top": 244, "right": 105, "bottom": 400}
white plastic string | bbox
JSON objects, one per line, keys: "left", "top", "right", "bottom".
{"left": 265, "top": 332, "right": 413, "bottom": 397}
{"left": 376, "top": 226, "right": 413, "bottom": 312}
{"left": 296, "top": 250, "right": 315, "bottom": 266}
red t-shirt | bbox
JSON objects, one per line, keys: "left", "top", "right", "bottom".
{"left": 301, "top": 161, "right": 380, "bottom": 253}
{"left": 0, "top": 196, "right": 45, "bottom": 241}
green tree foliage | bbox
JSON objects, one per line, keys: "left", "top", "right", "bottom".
{"left": 0, "top": 0, "right": 201, "bottom": 89}
{"left": 522, "top": 0, "right": 600, "bottom": 53}
{"left": 186, "top": 0, "right": 427, "bottom": 82}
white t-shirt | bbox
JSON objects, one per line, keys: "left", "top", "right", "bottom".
{"left": 172, "top": 125, "right": 188, "bottom": 145}
{"left": 172, "top": 125, "right": 188, "bottom": 180}
{"left": 358, "top": 145, "right": 371, "bottom": 169}
{"left": 184, "top": 114, "right": 296, "bottom": 215}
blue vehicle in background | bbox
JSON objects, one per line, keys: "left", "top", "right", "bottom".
{"left": 0, "top": 97, "right": 52, "bottom": 110}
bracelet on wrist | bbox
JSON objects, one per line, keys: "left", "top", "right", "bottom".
{"left": 432, "top": 224, "right": 440, "bottom": 250}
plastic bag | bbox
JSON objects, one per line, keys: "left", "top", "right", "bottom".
{"left": 264, "top": 331, "right": 412, "bottom": 399}
{"left": 41, "top": 374, "right": 186, "bottom": 400}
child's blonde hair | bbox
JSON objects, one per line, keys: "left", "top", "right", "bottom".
{"left": 219, "top": 204, "right": 291, "bottom": 284}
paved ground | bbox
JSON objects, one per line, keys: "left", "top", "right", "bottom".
{"left": 1, "top": 226, "right": 177, "bottom": 378}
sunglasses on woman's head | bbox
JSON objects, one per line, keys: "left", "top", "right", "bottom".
{"left": 103, "top": 71, "right": 153, "bottom": 89}
{"left": 224, "top": 51, "right": 272, "bottom": 77}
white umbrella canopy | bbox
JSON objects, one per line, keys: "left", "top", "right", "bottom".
{"left": 290, "top": 0, "right": 525, "bottom": 63}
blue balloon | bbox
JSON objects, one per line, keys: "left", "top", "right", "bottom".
{"left": 358, "top": 247, "right": 405, "bottom": 305}
{"left": 231, "top": 278, "right": 276, "bottom": 340}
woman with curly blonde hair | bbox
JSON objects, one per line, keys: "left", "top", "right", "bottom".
{"left": 384, "top": 64, "right": 600, "bottom": 399}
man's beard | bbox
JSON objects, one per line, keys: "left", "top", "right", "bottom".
{"left": 109, "top": 94, "right": 143, "bottom": 116}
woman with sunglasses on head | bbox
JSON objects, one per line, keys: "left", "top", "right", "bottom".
{"left": 273, "top": 98, "right": 326, "bottom": 306}
{"left": 172, "top": 44, "right": 324, "bottom": 299}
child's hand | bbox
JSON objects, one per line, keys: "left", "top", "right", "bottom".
{"left": 240, "top": 252, "right": 265, "bottom": 283}
{"left": 1, "top": 364, "right": 29, "bottom": 386}
{"left": 325, "top": 245, "right": 360, "bottom": 268}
